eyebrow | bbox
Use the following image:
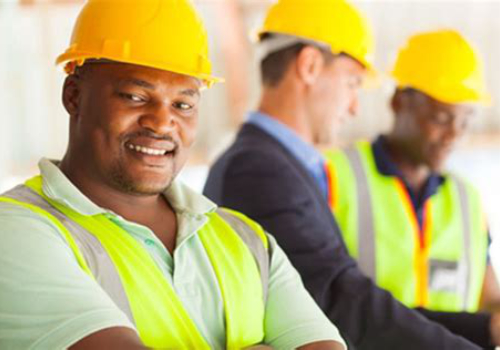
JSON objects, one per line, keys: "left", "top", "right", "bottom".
{"left": 180, "top": 88, "right": 200, "bottom": 98}
{"left": 118, "top": 79, "right": 200, "bottom": 97}
{"left": 120, "top": 78, "right": 156, "bottom": 90}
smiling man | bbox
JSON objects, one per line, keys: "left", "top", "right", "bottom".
{"left": 0, "top": 1, "right": 345, "bottom": 349}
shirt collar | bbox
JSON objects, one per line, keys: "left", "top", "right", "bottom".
{"left": 246, "top": 111, "right": 325, "bottom": 173}
{"left": 38, "top": 158, "right": 216, "bottom": 217}
{"left": 371, "top": 136, "right": 445, "bottom": 202}
{"left": 371, "top": 136, "right": 405, "bottom": 179}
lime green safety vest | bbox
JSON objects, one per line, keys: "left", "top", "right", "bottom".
{"left": 0, "top": 176, "right": 270, "bottom": 349}
{"left": 323, "top": 141, "right": 487, "bottom": 312}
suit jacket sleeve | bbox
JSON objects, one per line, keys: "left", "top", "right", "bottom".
{"left": 204, "top": 144, "right": 481, "bottom": 350}
{"left": 416, "top": 308, "right": 493, "bottom": 349}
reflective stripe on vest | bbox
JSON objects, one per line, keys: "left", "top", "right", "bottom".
{"left": 0, "top": 175, "right": 270, "bottom": 349}
{"left": 324, "top": 141, "right": 487, "bottom": 312}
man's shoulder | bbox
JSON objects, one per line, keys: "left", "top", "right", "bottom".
{"left": 213, "top": 124, "right": 297, "bottom": 171}
{"left": 224, "top": 124, "right": 283, "bottom": 153}
{"left": 0, "top": 189, "right": 66, "bottom": 242}
{"left": 204, "top": 124, "right": 312, "bottom": 204}
{"left": 443, "top": 172, "right": 481, "bottom": 198}
{"left": 0, "top": 185, "right": 36, "bottom": 218}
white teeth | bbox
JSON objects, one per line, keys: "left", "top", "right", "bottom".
{"left": 127, "top": 143, "right": 167, "bottom": 156}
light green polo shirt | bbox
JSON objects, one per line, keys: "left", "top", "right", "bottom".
{"left": 0, "top": 159, "right": 345, "bottom": 350}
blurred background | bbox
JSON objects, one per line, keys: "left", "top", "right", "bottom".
{"left": 0, "top": 0, "right": 499, "bottom": 240}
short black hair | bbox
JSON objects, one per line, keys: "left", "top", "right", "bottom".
{"left": 72, "top": 63, "right": 95, "bottom": 80}
{"left": 260, "top": 34, "right": 335, "bottom": 87}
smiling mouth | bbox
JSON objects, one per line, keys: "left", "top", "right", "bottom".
{"left": 126, "top": 142, "right": 175, "bottom": 156}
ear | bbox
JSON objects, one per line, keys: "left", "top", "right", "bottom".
{"left": 62, "top": 75, "right": 82, "bottom": 118}
{"left": 295, "top": 46, "right": 324, "bottom": 86}
{"left": 391, "top": 89, "right": 408, "bottom": 115}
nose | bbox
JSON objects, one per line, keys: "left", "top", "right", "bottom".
{"left": 138, "top": 102, "right": 176, "bottom": 135}
{"left": 457, "top": 115, "right": 470, "bottom": 136}
{"left": 445, "top": 115, "right": 468, "bottom": 143}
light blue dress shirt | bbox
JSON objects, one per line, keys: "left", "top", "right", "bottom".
{"left": 247, "top": 111, "right": 328, "bottom": 197}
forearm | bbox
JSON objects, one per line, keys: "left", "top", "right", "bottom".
{"left": 70, "top": 327, "right": 147, "bottom": 350}
{"left": 245, "top": 340, "right": 345, "bottom": 350}
{"left": 297, "top": 340, "right": 345, "bottom": 350}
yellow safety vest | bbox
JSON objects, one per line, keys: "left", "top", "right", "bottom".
{"left": 0, "top": 175, "right": 270, "bottom": 349}
{"left": 324, "top": 141, "right": 487, "bottom": 312}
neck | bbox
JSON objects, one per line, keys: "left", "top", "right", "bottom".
{"left": 60, "top": 151, "right": 178, "bottom": 253}
{"left": 59, "top": 155, "right": 168, "bottom": 219}
{"left": 383, "top": 136, "right": 431, "bottom": 193}
{"left": 258, "top": 83, "right": 314, "bottom": 144}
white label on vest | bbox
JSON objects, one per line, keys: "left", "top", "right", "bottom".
{"left": 429, "top": 259, "right": 460, "bottom": 293}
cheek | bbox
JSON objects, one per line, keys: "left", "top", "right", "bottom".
{"left": 324, "top": 91, "right": 349, "bottom": 121}
{"left": 178, "top": 117, "right": 199, "bottom": 147}
{"left": 84, "top": 100, "right": 135, "bottom": 137}
{"left": 90, "top": 119, "right": 130, "bottom": 156}
{"left": 327, "top": 77, "right": 351, "bottom": 108}
{"left": 422, "top": 124, "right": 443, "bottom": 144}
{"left": 314, "top": 83, "right": 338, "bottom": 113}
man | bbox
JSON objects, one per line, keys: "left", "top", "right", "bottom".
{"left": 323, "top": 29, "right": 500, "bottom": 316}
{"left": 0, "top": 1, "right": 345, "bottom": 349}
{"left": 204, "top": 0, "right": 498, "bottom": 348}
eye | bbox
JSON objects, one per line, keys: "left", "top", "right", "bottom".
{"left": 432, "top": 111, "right": 453, "bottom": 125}
{"left": 119, "top": 93, "right": 145, "bottom": 103}
{"left": 173, "top": 101, "right": 193, "bottom": 111}
{"left": 347, "top": 75, "right": 362, "bottom": 89}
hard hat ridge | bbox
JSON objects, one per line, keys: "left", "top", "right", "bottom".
{"left": 56, "top": 0, "right": 221, "bottom": 87}
{"left": 258, "top": 0, "right": 375, "bottom": 72}
{"left": 391, "top": 29, "right": 490, "bottom": 105}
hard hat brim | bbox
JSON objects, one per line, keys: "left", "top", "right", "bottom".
{"left": 55, "top": 52, "right": 224, "bottom": 88}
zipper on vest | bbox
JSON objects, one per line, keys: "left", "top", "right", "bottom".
{"left": 324, "top": 161, "right": 337, "bottom": 210}
{"left": 394, "top": 178, "right": 433, "bottom": 307}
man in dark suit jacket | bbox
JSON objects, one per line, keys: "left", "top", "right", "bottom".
{"left": 204, "top": 0, "right": 498, "bottom": 349}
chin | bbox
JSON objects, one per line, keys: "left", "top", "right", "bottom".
{"left": 128, "top": 182, "right": 171, "bottom": 196}
{"left": 316, "top": 129, "right": 337, "bottom": 146}
{"left": 133, "top": 175, "right": 174, "bottom": 195}
{"left": 111, "top": 171, "right": 172, "bottom": 196}
{"left": 428, "top": 161, "right": 445, "bottom": 173}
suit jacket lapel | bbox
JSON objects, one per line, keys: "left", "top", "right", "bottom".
{"left": 242, "top": 124, "right": 335, "bottom": 221}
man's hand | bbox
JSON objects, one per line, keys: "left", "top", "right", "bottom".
{"left": 490, "top": 312, "right": 500, "bottom": 345}
{"left": 245, "top": 341, "right": 344, "bottom": 350}
{"left": 298, "top": 341, "right": 345, "bottom": 350}
{"left": 70, "top": 327, "right": 147, "bottom": 350}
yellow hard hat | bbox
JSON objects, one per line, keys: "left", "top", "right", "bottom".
{"left": 259, "top": 0, "right": 375, "bottom": 72}
{"left": 56, "top": 0, "right": 221, "bottom": 87}
{"left": 392, "top": 29, "right": 490, "bottom": 105}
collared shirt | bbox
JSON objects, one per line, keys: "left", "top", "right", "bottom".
{"left": 371, "top": 136, "right": 491, "bottom": 254}
{"left": 247, "top": 111, "right": 329, "bottom": 198}
{"left": 371, "top": 136, "right": 445, "bottom": 229}
{"left": 244, "top": 116, "right": 464, "bottom": 235}
{"left": 0, "top": 159, "right": 345, "bottom": 350}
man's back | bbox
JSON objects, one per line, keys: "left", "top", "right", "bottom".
{"left": 204, "top": 123, "right": 479, "bottom": 350}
